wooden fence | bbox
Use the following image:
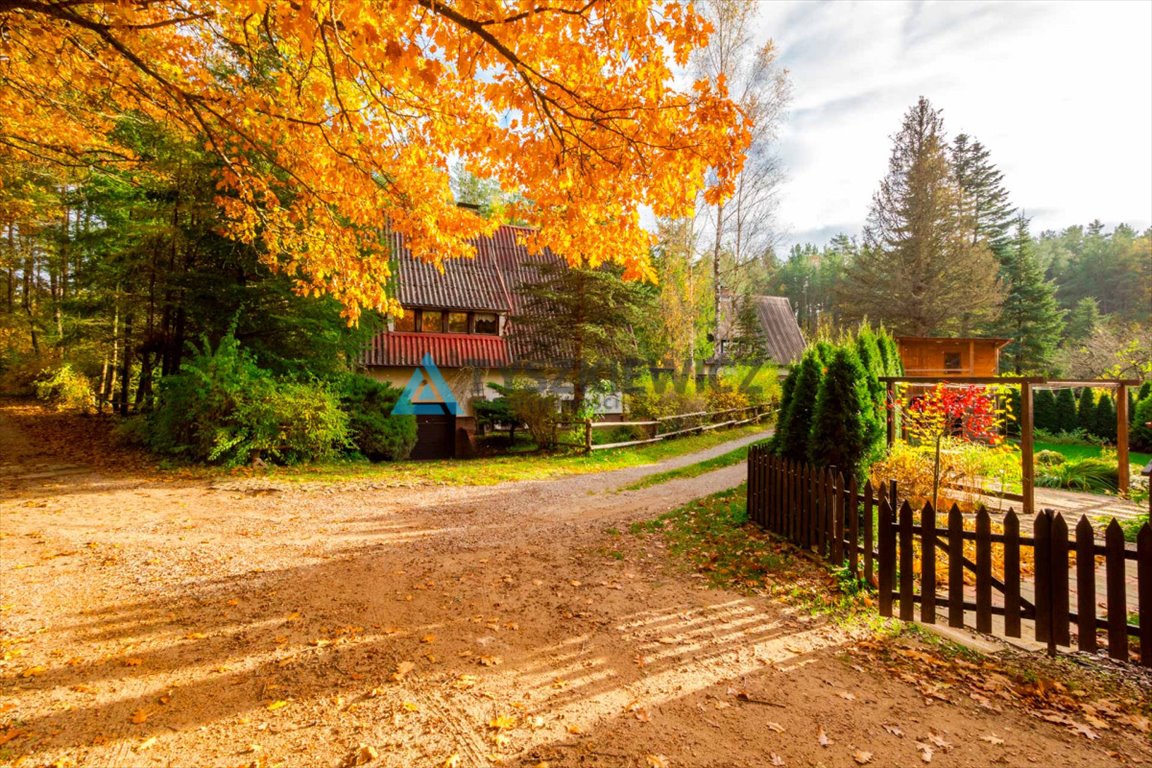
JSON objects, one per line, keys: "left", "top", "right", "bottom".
{"left": 558, "top": 403, "right": 771, "bottom": 452}
{"left": 746, "top": 445, "right": 1152, "bottom": 666}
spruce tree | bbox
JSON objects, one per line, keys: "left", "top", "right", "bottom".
{"left": 1034, "top": 389, "right": 1057, "bottom": 433}
{"left": 1055, "top": 388, "right": 1079, "bottom": 434}
{"left": 728, "top": 292, "right": 769, "bottom": 363}
{"left": 769, "top": 364, "right": 799, "bottom": 452}
{"left": 997, "top": 216, "right": 1064, "bottom": 374}
{"left": 1077, "top": 387, "right": 1096, "bottom": 434}
{"left": 951, "top": 133, "right": 1017, "bottom": 261}
{"left": 1092, "top": 393, "right": 1116, "bottom": 442}
{"left": 807, "top": 347, "right": 870, "bottom": 474}
{"left": 1063, "top": 297, "right": 1101, "bottom": 346}
{"left": 854, "top": 325, "right": 886, "bottom": 452}
{"left": 776, "top": 349, "right": 823, "bottom": 462}
{"left": 842, "top": 98, "right": 1002, "bottom": 335}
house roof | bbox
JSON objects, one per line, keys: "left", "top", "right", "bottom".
{"left": 751, "top": 296, "right": 808, "bottom": 365}
{"left": 713, "top": 293, "right": 807, "bottom": 366}
{"left": 895, "top": 336, "right": 1011, "bottom": 348}
{"left": 368, "top": 224, "right": 565, "bottom": 368}
{"left": 365, "top": 332, "right": 511, "bottom": 368}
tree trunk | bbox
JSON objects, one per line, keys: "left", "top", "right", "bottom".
{"left": 118, "top": 310, "right": 132, "bottom": 417}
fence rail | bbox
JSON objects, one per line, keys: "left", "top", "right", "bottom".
{"left": 562, "top": 404, "right": 772, "bottom": 452}
{"left": 746, "top": 445, "right": 1152, "bottom": 666}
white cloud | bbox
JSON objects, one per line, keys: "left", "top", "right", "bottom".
{"left": 748, "top": 0, "right": 1152, "bottom": 251}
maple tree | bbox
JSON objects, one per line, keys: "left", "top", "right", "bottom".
{"left": 902, "top": 384, "right": 1001, "bottom": 510}
{"left": 0, "top": 0, "right": 750, "bottom": 321}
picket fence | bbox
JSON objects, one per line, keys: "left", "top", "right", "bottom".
{"left": 746, "top": 444, "right": 1152, "bottom": 666}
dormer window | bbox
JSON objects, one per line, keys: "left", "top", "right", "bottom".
{"left": 474, "top": 313, "right": 499, "bottom": 335}
{"left": 447, "top": 312, "right": 469, "bottom": 333}
{"left": 394, "top": 311, "right": 416, "bottom": 332}
{"left": 420, "top": 310, "right": 444, "bottom": 333}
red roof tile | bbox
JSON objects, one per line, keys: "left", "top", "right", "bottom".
{"left": 365, "top": 332, "right": 510, "bottom": 368}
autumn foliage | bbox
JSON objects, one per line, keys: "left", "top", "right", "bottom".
{"left": 0, "top": 0, "right": 750, "bottom": 321}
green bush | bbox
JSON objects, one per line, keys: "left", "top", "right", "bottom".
{"left": 491, "top": 380, "right": 560, "bottom": 449}
{"left": 1131, "top": 395, "right": 1152, "bottom": 452}
{"left": 1076, "top": 387, "right": 1096, "bottom": 434}
{"left": 1035, "top": 449, "right": 1067, "bottom": 466}
{"left": 1033, "top": 389, "right": 1057, "bottom": 433}
{"left": 1054, "top": 388, "right": 1079, "bottom": 434}
{"left": 1092, "top": 393, "right": 1116, "bottom": 442}
{"left": 34, "top": 364, "right": 96, "bottom": 413}
{"left": 807, "top": 346, "right": 870, "bottom": 475}
{"left": 1032, "top": 426, "right": 1102, "bottom": 446}
{"left": 1036, "top": 456, "right": 1119, "bottom": 493}
{"left": 337, "top": 375, "right": 416, "bottom": 461}
{"left": 776, "top": 349, "right": 823, "bottom": 462}
{"left": 148, "top": 332, "right": 348, "bottom": 466}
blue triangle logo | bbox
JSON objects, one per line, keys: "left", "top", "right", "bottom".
{"left": 393, "top": 353, "right": 459, "bottom": 416}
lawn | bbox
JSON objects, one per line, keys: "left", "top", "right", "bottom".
{"left": 621, "top": 443, "right": 756, "bottom": 491}
{"left": 1033, "top": 440, "right": 1152, "bottom": 467}
{"left": 256, "top": 422, "right": 772, "bottom": 486}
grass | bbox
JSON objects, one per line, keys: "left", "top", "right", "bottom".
{"left": 248, "top": 423, "right": 771, "bottom": 486}
{"left": 620, "top": 442, "right": 758, "bottom": 491}
{"left": 1033, "top": 440, "right": 1152, "bottom": 466}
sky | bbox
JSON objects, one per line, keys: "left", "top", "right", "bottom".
{"left": 747, "top": 0, "right": 1152, "bottom": 253}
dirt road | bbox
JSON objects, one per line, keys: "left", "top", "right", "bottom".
{"left": 1, "top": 404, "right": 1149, "bottom": 767}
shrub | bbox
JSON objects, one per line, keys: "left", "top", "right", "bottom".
{"left": 1054, "top": 388, "right": 1079, "bottom": 434}
{"left": 34, "top": 364, "right": 96, "bottom": 413}
{"left": 337, "top": 375, "right": 416, "bottom": 461}
{"left": 1036, "top": 457, "right": 1119, "bottom": 493}
{"left": 1033, "top": 389, "right": 1057, "bottom": 433}
{"left": 492, "top": 380, "right": 560, "bottom": 449}
{"left": 1092, "top": 393, "right": 1116, "bottom": 442}
{"left": 1033, "top": 426, "right": 1102, "bottom": 446}
{"left": 148, "top": 332, "right": 348, "bottom": 466}
{"left": 807, "top": 347, "right": 870, "bottom": 474}
{"left": 1131, "top": 395, "right": 1152, "bottom": 452}
{"left": 1076, "top": 387, "right": 1096, "bottom": 434}
{"left": 776, "top": 349, "right": 823, "bottom": 462}
{"left": 1035, "top": 449, "right": 1067, "bottom": 466}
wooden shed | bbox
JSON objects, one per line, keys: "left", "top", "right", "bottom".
{"left": 895, "top": 336, "right": 1010, "bottom": 377}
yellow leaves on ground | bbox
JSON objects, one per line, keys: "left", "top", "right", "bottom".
{"left": 0, "top": 727, "right": 27, "bottom": 746}
{"left": 185, "top": 632, "right": 208, "bottom": 640}
{"left": 20, "top": 665, "right": 46, "bottom": 677}
{"left": 489, "top": 714, "right": 517, "bottom": 731}
{"left": 645, "top": 756, "right": 669, "bottom": 768}
{"left": 391, "top": 661, "right": 415, "bottom": 682}
{"left": 129, "top": 709, "right": 151, "bottom": 724}
{"left": 122, "top": 657, "right": 144, "bottom": 667}
{"left": 266, "top": 700, "right": 289, "bottom": 711}
{"left": 420, "top": 634, "right": 437, "bottom": 644}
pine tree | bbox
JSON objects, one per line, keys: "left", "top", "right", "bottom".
{"left": 1092, "top": 393, "right": 1116, "bottom": 442}
{"left": 807, "top": 347, "right": 870, "bottom": 474}
{"left": 1055, "top": 388, "right": 1079, "bottom": 434}
{"left": 776, "top": 349, "right": 824, "bottom": 462}
{"left": 843, "top": 98, "right": 1002, "bottom": 335}
{"left": 951, "top": 134, "right": 1016, "bottom": 261}
{"left": 1063, "top": 297, "right": 1101, "bottom": 345}
{"left": 728, "top": 292, "right": 769, "bottom": 363}
{"left": 1034, "top": 389, "right": 1057, "bottom": 433}
{"left": 1077, "top": 387, "right": 1096, "bottom": 434}
{"left": 997, "top": 216, "right": 1064, "bottom": 374}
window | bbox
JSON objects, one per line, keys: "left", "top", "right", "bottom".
{"left": 944, "top": 351, "right": 962, "bottom": 372}
{"left": 447, "top": 312, "right": 469, "bottom": 333}
{"left": 393, "top": 311, "right": 416, "bottom": 332}
{"left": 420, "top": 310, "right": 444, "bottom": 333}
{"left": 474, "top": 312, "right": 499, "bottom": 335}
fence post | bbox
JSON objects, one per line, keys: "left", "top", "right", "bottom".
{"left": 1034, "top": 509, "right": 1053, "bottom": 654}
{"left": 1004, "top": 509, "right": 1022, "bottom": 639}
{"left": 584, "top": 420, "right": 592, "bottom": 453}
{"left": 878, "top": 487, "right": 894, "bottom": 618}
{"left": 921, "top": 502, "right": 937, "bottom": 624}
{"left": 1105, "top": 519, "right": 1128, "bottom": 660}
{"left": 1138, "top": 523, "right": 1152, "bottom": 668}
{"left": 863, "top": 481, "right": 874, "bottom": 586}
{"left": 1075, "top": 515, "right": 1097, "bottom": 653}
{"left": 948, "top": 504, "right": 965, "bottom": 628}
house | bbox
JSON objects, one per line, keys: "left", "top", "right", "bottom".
{"left": 711, "top": 292, "right": 807, "bottom": 368}
{"left": 364, "top": 224, "right": 621, "bottom": 459}
{"left": 895, "top": 336, "right": 1010, "bottom": 377}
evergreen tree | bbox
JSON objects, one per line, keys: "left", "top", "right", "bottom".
{"left": 842, "top": 98, "right": 1002, "bottom": 335}
{"left": 769, "top": 364, "right": 800, "bottom": 452}
{"left": 776, "top": 349, "right": 824, "bottom": 462}
{"left": 997, "top": 216, "right": 1064, "bottom": 374}
{"left": 1034, "top": 389, "right": 1058, "bottom": 432}
{"left": 1063, "top": 297, "right": 1101, "bottom": 345}
{"left": 1131, "top": 396, "right": 1152, "bottom": 452}
{"left": 807, "top": 347, "right": 870, "bottom": 474}
{"left": 1092, "top": 393, "right": 1116, "bottom": 442}
{"left": 1054, "top": 388, "right": 1079, "bottom": 434}
{"left": 513, "top": 262, "right": 654, "bottom": 415}
{"left": 1077, "top": 387, "right": 1096, "bottom": 433}
{"left": 951, "top": 133, "right": 1016, "bottom": 260}
{"left": 854, "top": 324, "right": 886, "bottom": 451}
{"left": 728, "top": 292, "right": 769, "bottom": 363}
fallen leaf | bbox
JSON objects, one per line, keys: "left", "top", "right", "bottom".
{"left": 854, "top": 751, "right": 873, "bottom": 765}
{"left": 129, "top": 709, "right": 151, "bottom": 724}
{"left": 266, "top": 700, "right": 288, "bottom": 711}
{"left": 0, "top": 728, "right": 27, "bottom": 746}
{"left": 420, "top": 634, "right": 437, "bottom": 644}
{"left": 21, "top": 665, "right": 47, "bottom": 677}
{"left": 980, "top": 734, "right": 1005, "bottom": 745}
{"left": 838, "top": 691, "right": 857, "bottom": 701}
{"left": 70, "top": 684, "right": 96, "bottom": 694}
{"left": 766, "top": 722, "right": 785, "bottom": 733}
{"left": 138, "top": 736, "right": 158, "bottom": 750}
{"left": 478, "top": 655, "right": 502, "bottom": 667}
{"left": 645, "top": 756, "right": 669, "bottom": 768}
{"left": 442, "top": 755, "right": 460, "bottom": 768}
{"left": 915, "top": 742, "right": 933, "bottom": 763}
{"left": 769, "top": 754, "right": 785, "bottom": 766}
{"left": 123, "top": 657, "right": 143, "bottom": 667}
{"left": 401, "top": 701, "right": 420, "bottom": 712}
{"left": 927, "top": 733, "right": 951, "bottom": 750}
{"left": 453, "top": 674, "right": 479, "bottom": 689}
{"left": 817, "top": 725, "right": 830, "bottom": 747}
{"left": 882, "top": 724, "right": 904, "bottom": 738}
{"left": 185, "top": 632, "right": 208, "bottom": 640}
{"left": 391, "top": 661, "right": 415, "bottom": 682}
{"left": 490, "top": 714, "right": 517, "bottom": 730}
{"left": 565, "top": 723, "right": 582, "bottom": 734}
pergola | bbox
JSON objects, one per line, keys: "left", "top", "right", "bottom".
{"left": 879, "top": 376, "right": 1141, "bottom": 517}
